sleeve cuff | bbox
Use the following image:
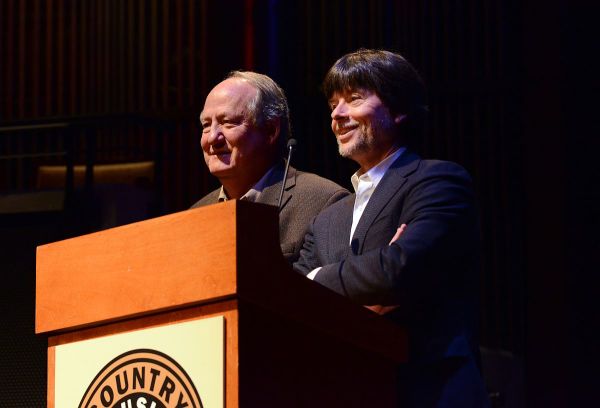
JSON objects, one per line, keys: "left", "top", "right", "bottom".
{"left": 306, "top": 267, "right": 322, "bottom": 280}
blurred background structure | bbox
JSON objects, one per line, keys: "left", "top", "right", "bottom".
{"left": 0, "top": 1, "right": 594, "bottom": 407}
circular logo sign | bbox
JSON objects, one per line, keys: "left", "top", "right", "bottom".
{"left": 79, "top": 349, "right": 203, "bottom": 408}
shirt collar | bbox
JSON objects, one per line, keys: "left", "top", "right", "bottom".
{"left": 350, "top": 147, "right": 406, "bottom": 192}
{"left": 218, "top": 165, "right": 278, "bottom": 202}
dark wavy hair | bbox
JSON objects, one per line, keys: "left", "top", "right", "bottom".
{"left": 323, "top": 49, "right": 428, "bottom": 143}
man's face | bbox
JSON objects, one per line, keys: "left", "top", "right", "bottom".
{"left": 199, "top": 78, "right": 269, "bottom": 180}
{"left": 329, "top": 88, "right": 403, "bottom": 170}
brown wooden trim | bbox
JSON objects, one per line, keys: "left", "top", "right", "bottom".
{"left": 47, "top": 346, "right": 55, "bottom": 408}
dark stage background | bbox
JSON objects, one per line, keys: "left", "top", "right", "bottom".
{"left": 0, "top": 1, "right": 594, "bottom": 407}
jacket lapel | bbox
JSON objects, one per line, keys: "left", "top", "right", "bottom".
{"left": 329, "top": 195, "right": 355, "bottom": 260}
{"left": 351, "top": 151, "right": 421, "bottom": 253}
{"left": 258, "top": 161, "right": 296, "bottom": 212}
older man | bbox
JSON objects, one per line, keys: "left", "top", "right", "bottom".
{"left": 294, "top": 50, "right": 489, "bottom": 407}
{"left": 192, "top": 71, "right": 348, "bottom": 263}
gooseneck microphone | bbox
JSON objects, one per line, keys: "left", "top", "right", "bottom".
{"left": 277, "top": 138, "right": 297, "bottom": 211}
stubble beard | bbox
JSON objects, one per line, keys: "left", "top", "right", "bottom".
{"left": 337, "top": 118, "right": 395, "bottom": 161}
{"left": 337, "top": 123, "right": 372, "bottom": 159}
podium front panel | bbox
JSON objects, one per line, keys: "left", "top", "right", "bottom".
{"left": 54, "top": 316, "right": 223, "bottom": 408}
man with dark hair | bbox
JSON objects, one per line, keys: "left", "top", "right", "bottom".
{"left": 193, "top": 71, "right": 348, "bottom": 263}
{"left": 295, "top": 50, "right": 489, "bottom": 407}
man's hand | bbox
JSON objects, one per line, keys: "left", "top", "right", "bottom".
{"left": 365, "top": 304, "right": 400, "bottom": 314}
{"left": 365, "top": 224, "right": 407, "bottom": 314}
{"left": 388, "top": 223, "right": 407, "bottom": 245}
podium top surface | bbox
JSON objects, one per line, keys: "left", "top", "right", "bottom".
{"left": 36, "top": 201, "right": 258, "bottom": 334}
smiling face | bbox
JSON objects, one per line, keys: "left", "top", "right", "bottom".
{"left": 329, "top": 88, "right": 404, "bottom": 172}
{"left": 199, "top": 78, "right": 275, "bottom": 185}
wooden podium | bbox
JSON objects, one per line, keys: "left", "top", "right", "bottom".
{"left": 36, "top": 200, "right": 408, "bottom": 407}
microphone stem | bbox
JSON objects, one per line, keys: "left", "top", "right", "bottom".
{"left": 277, "top": 145, "right": 294, "bottom": 210}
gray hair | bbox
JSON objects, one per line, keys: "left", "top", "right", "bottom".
{"left": 227, "top": 71, "right": 291, "bottom": 154}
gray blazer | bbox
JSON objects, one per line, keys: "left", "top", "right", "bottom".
{"left": 191, "top": 163, "right": 349, "bottom": 263}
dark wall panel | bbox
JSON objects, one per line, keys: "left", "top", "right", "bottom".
{"left": 0, "top": 0, "right": 548, "bottom": 405}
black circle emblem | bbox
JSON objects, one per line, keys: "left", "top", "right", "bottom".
{"left": 79, "top": 349, "right": 203, "bottom": 408}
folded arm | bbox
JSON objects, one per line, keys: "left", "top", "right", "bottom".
{"left": 306, "top": 166, "right": 478, "bottom": 306}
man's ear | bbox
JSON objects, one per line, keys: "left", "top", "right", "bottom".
{"left": 265, "top": 118, "right": 281, "bottom": 146}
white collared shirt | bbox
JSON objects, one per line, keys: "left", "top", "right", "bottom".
{"left": 306, "top": 147, "right": 406, "bottom": 280}
{"left": 349, "top": 147, "right": 405, "bottom": 242}
{"left": 218, "top": 165, "right": 278, "bottom": 202}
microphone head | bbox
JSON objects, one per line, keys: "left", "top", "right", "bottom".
{"left": 287, "top": 138, "right": 297, "bottom": 149}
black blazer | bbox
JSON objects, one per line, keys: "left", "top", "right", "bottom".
{"left": 295, "top": 151, "right": 481, "bottom": 364}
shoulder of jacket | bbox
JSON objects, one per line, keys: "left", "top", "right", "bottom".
{"left": 415, "top": 159, "right": 470, "bottom": 176}
{"left": 190, "top": 188, "right": 221, "bottom": 208}
{"left": 294, "top": 170, "right": 348, "bottom": 192}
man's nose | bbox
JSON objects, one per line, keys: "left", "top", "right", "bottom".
{"left": 205, "top": 123, "right": 224, "bottom": 145}
{"left": 331, "top": 101, "right": 348, "bottom": 120}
